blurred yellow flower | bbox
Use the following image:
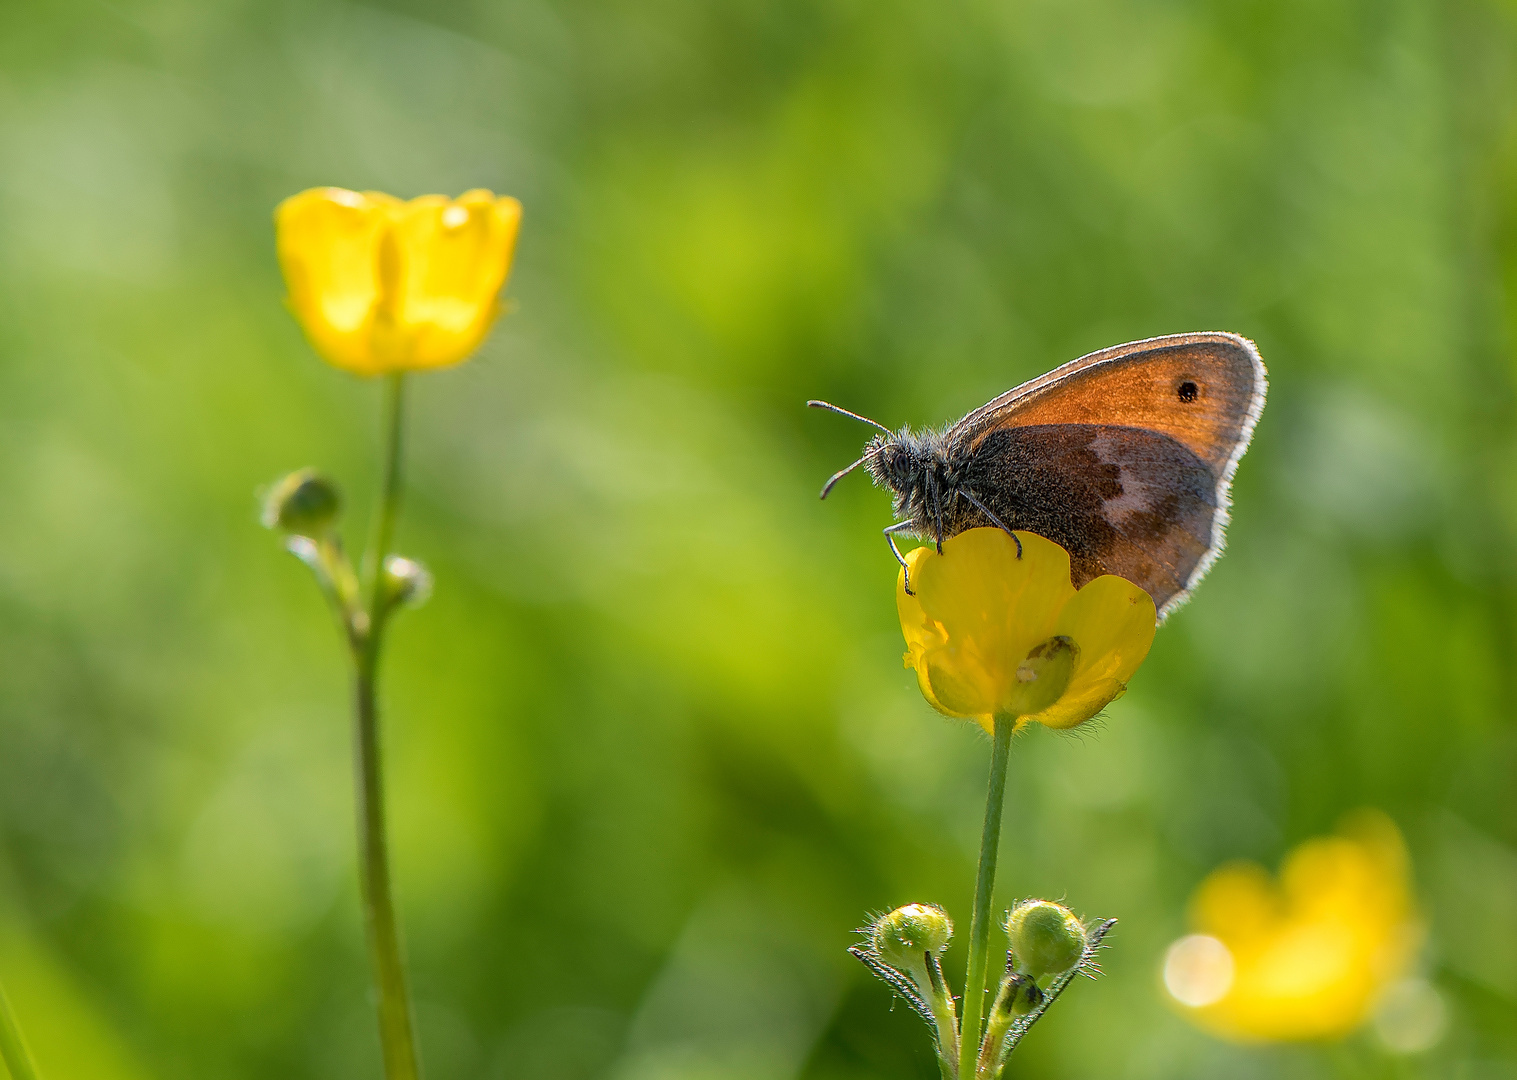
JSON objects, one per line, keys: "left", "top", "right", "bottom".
{"left": 275, "top": 187, "right": 522, "bottom": 375}
{"left": 1163, "top": 810, "right": 1419, "bottom": 1041}
{"left": 897, "top": 528, "right": 1156, "bottom": 732}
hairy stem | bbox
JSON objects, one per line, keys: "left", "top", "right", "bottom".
{"left": 958, "top": 714, "right": 1014, "bottom": 1080}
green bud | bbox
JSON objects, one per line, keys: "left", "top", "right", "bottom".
{"left": 1005, "top": 900, "right": 1086, "bottom": 978}
{"left": 380, "top": 555, "right": 433, "bottom": 609}
{"left": 871, "top": 904, "right": 953, "bottom": 971}
{"left": 262, "top": 469, "right": 341, "bottom": 536}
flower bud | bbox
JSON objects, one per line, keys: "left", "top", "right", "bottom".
{"left": 1006, "top": 900, "right": 1086, "bottom": 978}
{"left": 380, "top": 555, "right": 433, "bottom": 609}
{"left": 871, "top": 904, "right": 953, "bottom": 971}
{"left": 262, "top": 469, "right": 341, "bottom": 536}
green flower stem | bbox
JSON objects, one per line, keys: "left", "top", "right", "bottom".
{"left": 363, "top": 373, "right": 407, "bottom": 609}
{"left": 0, "top": 975, "right": 39, "bottom": 1080}
{"left": 921, "top": 957, "right": 959, "bottom": 1080}
{"left": 958, "top": 713, "right": 1014, "bottom": 1080}
{"left": 352, "top": 649, "right": 417, "bottom": 1080}
{"left": 351, "top": 371, "right": 419, "bottom": 1080}
{"left": 975, "top": 974, "right": 1018, "bottom": 1079}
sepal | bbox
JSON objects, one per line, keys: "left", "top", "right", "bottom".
{"left": 979, "top": 915, "right": 1116, "bottom": 1078}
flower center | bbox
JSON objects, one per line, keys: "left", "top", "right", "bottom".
{"left": 1004, "top": 635, "right": 1078, "bottom": 716}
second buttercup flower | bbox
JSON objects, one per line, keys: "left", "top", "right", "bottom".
{"left": 276, "top": 187, "right": 523, "bottom": 375}
{"left": 265, "top": 183, "right": 522, "bottom": 1080}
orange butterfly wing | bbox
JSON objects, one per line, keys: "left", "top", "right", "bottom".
{"left": 953, "top": 332, "right": 1266, "bottom": 479}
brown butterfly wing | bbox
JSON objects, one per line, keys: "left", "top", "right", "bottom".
{"left": 956, "top": 423, "right": 1220, "bottom": 613}
{"left": 949, "top": 333, "right": 1266, "bottom": 618}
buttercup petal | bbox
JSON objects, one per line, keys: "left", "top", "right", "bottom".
{"left": 897, "top": 529, "right": 1156, "bottom": 730}
{"left": 276, "top": 188, "right": 400, "bottom": 375}
{"left": 1172, "top": 811, "right": 1418, "bottom": 1042}
{"left": 389, "top": 191, "right": 523, "bottom": 370}
{"left": 920, "top": 648, "right": 1000, "bottom": 719}
{"left": 1024, "top": 574, "right": 1156, "bottom": 729}
{"left": 1191, "top": 862, "right": 1281, "bottom": 946}
{"left": 275, "top": 187, "right": 521, "bottom": 375}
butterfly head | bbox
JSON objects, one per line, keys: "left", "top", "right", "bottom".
{"left": 808, "top": 400, "right": 950, "bottom": 508}
{"left": 864, "top": 428, "right": 951, "bottom": 517}
{"left": 863, "top": 429, "right": 934, "bottom": 492}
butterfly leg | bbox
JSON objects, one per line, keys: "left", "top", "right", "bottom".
{"left": 927, "top": 473, "right": 944, "bottom": 554}
{"left": 960, "top": 490, "right": 1022, "bottom": 559}
{"left": 883, "top": 521, "right": 917, "bottom": 594}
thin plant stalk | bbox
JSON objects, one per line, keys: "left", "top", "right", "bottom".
{"left": 351, "top": 372, "right": 420, "bottom": 1080}
{"left": 924, "top": 957, "right": 958, "bottom": 1080}
{"left": 958, "top": 713, "right": 1014, "bottom": 1080}
{"left": 0, "top": 975, "right": 40, "bottom": 1080}
{"left": 363, "top": 373, "right": 407, "bottom": 603}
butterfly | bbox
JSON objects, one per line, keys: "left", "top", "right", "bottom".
{"left": 810, "top": 332, "right": 1267, "bottom": 619}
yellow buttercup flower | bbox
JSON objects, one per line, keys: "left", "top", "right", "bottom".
{"left": 275, "top": 187, "right": 522, "bottom": 375}
{"left": 897, "top": 528, "right": 1157, "bottom": 732}
{"left": 1163, "top": 810, "right": 1419, "bottom": 1041}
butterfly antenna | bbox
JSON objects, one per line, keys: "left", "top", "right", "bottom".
{"left": 808, "top": 400, "right": 892, "bottom": 499}
{"left": 819, "top": 454, "right": 872, "bottom": 500}
{"left": 807, "top": 399, "right": 892, "bottom": 435}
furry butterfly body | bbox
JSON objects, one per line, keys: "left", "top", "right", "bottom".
{"left": 813, "top": 332, "right": 1266, "bottom": 619}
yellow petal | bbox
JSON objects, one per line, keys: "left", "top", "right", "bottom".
{"left": 1023, "top": 574, "right": 1156, "bottom": 729}
{"left": 1191, "top": 862, "right": 1282, "bottom": 946}
{"left": 274, "top": 188, "right": 522, "bottom": 375}
{"left": 1174, "top": 813, "right": 1419, "bottom": 1042}
{"left": 275, "top": 188, "right": 400, "bottom": 375}
{"left": 385, "top": 190, "right": 523, "bottom": 371}
{"left": 897, "top": 530, "right": 1076, "bottom": 727}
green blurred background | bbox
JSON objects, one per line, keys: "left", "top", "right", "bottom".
{"left": 0, "top": 1, "right": 1514, "bottom": 1077}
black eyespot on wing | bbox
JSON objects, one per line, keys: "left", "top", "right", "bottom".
{"left": 1178, "top": 380, "right": 1198, "bottom": 403}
